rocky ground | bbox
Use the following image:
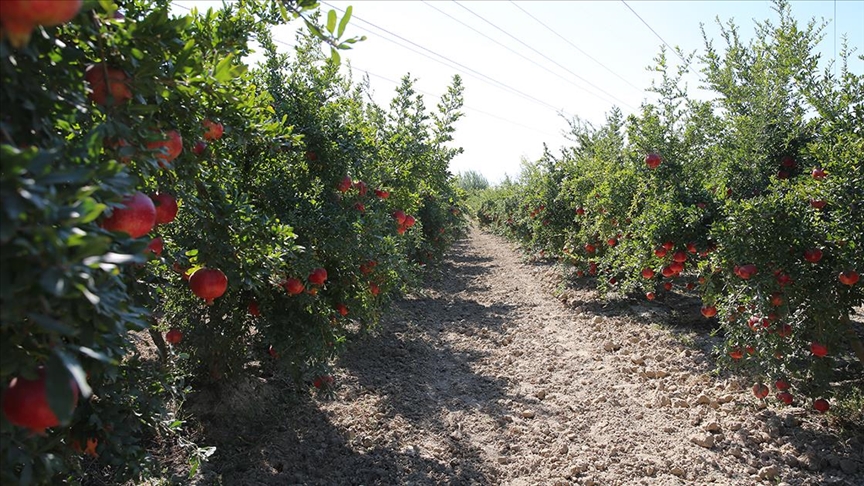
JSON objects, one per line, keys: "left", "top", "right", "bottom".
{"left": 192, "top": 225, "right": 863, "bottom": 485}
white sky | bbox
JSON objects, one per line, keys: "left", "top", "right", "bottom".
{"left": 174, "top": 1, "right": 864, "bottom": 185}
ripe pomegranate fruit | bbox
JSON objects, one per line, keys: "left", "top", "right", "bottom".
{"left": 2, "top": 368, "right": 79, "bottom": 434}
{"left": 248, "top": 300, "right": 260, "bottom": 317}
{"left": 810, "top": 342, "right": 827, "bottom": 357}
{"left": 645, "top": 153, "right": 661, "bottom": 169}
{"left": 403, "top": 215, "right": 416, "bottom": 228}
{"left": 369, "top": 282, "right": 380, "bottom": 296}
{"left": 654, "top": 247, "right": 667, "bottom": 258}
{"left": 192, "top": 140, "right": 207, "bottom": 155}
{"left": 769, "top": 292, "right": 783, "bottom": 307}
{"left": 662, "top": 241, "right": 675, "bottom": 251}
{"left": 752, "top": 383, "right": 769, "bottom": 399}
{"left": 672, "top": 251, "right": 688, "bottom": 263}
{"left": 838, "top": 270, "right": 859, "bottom": 286}
{"left": 189, "top": 268, "right": 228, "bottom": 305}
{"left": 335, "top": 303, "right": 348, "bottom": 316}
{"left": 165, "top": 328, "right": 183, "bottom": 345}
{"left": 811, "top": 167, "right": 826, "bottom": 180}
{"left": 774, "top": 379, "right": 790, "bottom": 391}
{"left": 584, "top": 243, "right": 596, "bottom": 254}
{"left": 150, "top": 193, "right": 178, "bottom": 225}
{"left": 803, "top": 248, "right": 823, "bottom": 263}
{"left": 308, "top": 268, "right": 327, "bottom": 286}
{"left": 392, "top": 210, "right": 407, "bottom": 226}
{"left": 641, "top": 268, "right": 655, "bottom": 279}
{"left": 735, "top": 264, "right": 757, "bottom": 279}
{"left": 813, "top": 398, "right": 829, "bottom": 413}
{"left": 777, "top": 392, "right": 793, "bottom": 405}
{"left": 84, "top": 63, "right": 132, "bottom": 106}
{"left": 337, "top": 176, "right": 352, "bottom": 193}
{"left": 645, "top": 291, "right": 655, "bottom": 301}
{"left": 810, "top": 199, "right": 826, "bottom": 209}
{"left": 374, "top": 189, "right": 390, "bottom": 199}
{"left": 283, "top": 277, "right": 304, "bottom": 295}
{"left": 101, "top": 192, "right": 156, "bottom": 238}
{"left": 145, "top": 237, "right": 163, "bottom": 256}
{"left": 0, "top": 0, "right": 83, "bottom": 48}
{"left": 353, "top": 180, "right": 368, "bottom": 196}
{"left": 662, "top": 282, "right": 673, "bottom": 291}
{"left": 729, "top": 349, "right": 743, "bottom": 360}
{"left": 146, "top": 130, "right": 183, "bottom": 166}
{"left": 202, "top": 119, "right": 223, "bottom": 141}
{"left": 701, "top": 306, "right": 717, "bottom": 318}
{"left": 312, "top": 375, "right": 334, "bottom": 389}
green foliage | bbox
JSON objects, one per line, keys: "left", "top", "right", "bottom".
{"left": 0, "top": 0, "right": 466, "bottom": 484}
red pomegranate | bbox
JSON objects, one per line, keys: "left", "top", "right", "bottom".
{"left": 0, "top": 0, "right": 82, "bottom": 48}
{"left": 150, "top": 193, "right": 178, "bottom": 225}
{"left": 337, "top": 176, "right": 352, "bottom": 193}
{"left": 403, "top": 215, "right": 416, "bottom": 228}
{"left": 202, "top": 119, "right": 223, "bottom": 141}
{"left": 308, "top": 268, "right": 328, "bottom": 286}
{"left": 2, "top": 368, "right": 79, "bottom": 434}
{"left": 369, "top": 282, "right": 380, "bottom": 296}
{"left": 641, "top": 268, "right": 655, "bottom": 279}
{"left": 189, "top": 268, "right": 228, "bottom": 305}
{"left": 145, "top": 237, "right": 164, "bottom": 256}
{"left": 165, "top": 328, "right": 183, "bottom": 345}
{"left": 283, "top": 277, "right": 304, "bottom": 295}
{"left": 353, "top": 180, "right": 368, "bottom": 196}
{"left": 392, "top": 210, "right": 407, "bottom": 226}
{"left": 335, "top": 303, "right": 348, "bottom": 316}
{"left": 248, "top": 300, "right": 261, "bottom": 317}
{"left": 84, "top": 63, "right": 132, "bottom": 106}
{"left": 101, "top": 191, "right": 156, "bottom": 238}
{"left": 146, "top": 130, "right": 183, "bottom": 166}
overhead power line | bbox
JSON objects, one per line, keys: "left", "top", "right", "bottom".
{"left": 423, "top": 1, "right": 631, "bottom": 110}
{"left": 321, "top": 1, "right": 571, "bottom": 117}
{"left": 620, "top": 0, "right": 688, "bottom": 64}
{"left": 453, "top": 0, "right": 636, "bottom": 110}
{"left": 351, "top": 66, "right": 564, "bottom": 139}
{"left": 507, "top": 1, "right": 643, "bottom": 93}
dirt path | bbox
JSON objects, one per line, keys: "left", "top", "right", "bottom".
{"left": 199, "top": 225, "right": 863, "bottom": 485}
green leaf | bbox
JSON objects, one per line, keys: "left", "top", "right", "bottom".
{"left": 277, "top": 1, "right": 290, "bottom": 22}
{"left": 214, "top": 53, "right": 238, "bottom": 83}
{"left": 40, "top": 268, "right": 67, "bottom": 296}
{"left": 53, "top": 348, "right": 92, "bottom": 399}
{"left": 337, "top": 6, "right": 352, "bottom": 38}
{"left": 28, "top": 313, "right": 79, "bottom": 336}
{"left": 185, "top": 249, "right": 199, "bottom": 257}
{"left": 71, "top": 345, "right": 116, "bottom": 364}
{"left": 326, "top": 9, "right": 337, "bottom": 35}
{"left": 330, "top": 47, "right": 341, "bottom": 65}
{"left": 45, "top": 355, "right": 78, "bottom": 425}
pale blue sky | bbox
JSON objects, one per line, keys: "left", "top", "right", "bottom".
{"left": 175, "top": 1, "right": 864, "bottom": 184}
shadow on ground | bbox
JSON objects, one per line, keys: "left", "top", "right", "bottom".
{"left": 187, "top": 237, "right": 529, "bottom": 485}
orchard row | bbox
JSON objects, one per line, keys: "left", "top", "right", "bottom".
{"left": 0, "top": 0, "right": 465, "bottom": 483}
{"left": 475, "top": 3, "right": 862, "bottom": 415}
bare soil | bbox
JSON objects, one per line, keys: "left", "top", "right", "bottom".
{"left": 192, "top": 225, "right": 863, "bottom": 486}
